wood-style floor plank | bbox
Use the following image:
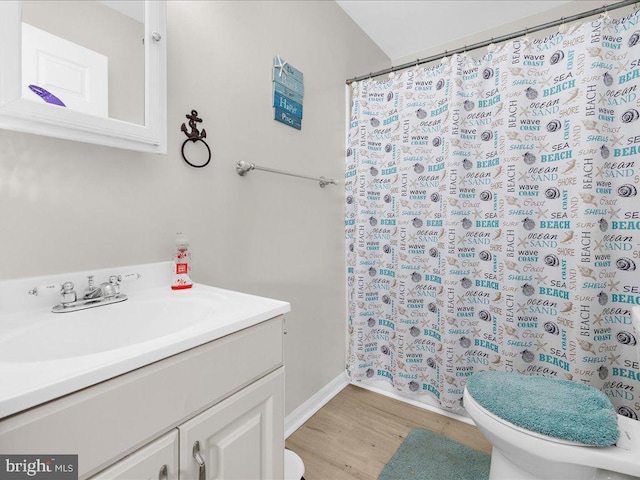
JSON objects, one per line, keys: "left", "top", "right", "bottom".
{"left": 285, "top": 384, "right": 492, "bottom": 480}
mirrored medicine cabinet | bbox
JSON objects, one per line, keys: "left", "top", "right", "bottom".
{"left": 0, "top": 0, "right": 166, "bottom": 153}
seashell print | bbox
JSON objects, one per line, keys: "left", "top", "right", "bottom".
{"left": 628, "top": 30, "right": 640, "bottom": 48}
{"left": 346, "top": 195, "right": 354, "bottom": 204}
{"left": 561, "top": 230, "right": 574, "bottom": 243}
{"left": 521, "top": 350, "right": 535, "bottom": 363}
{"left": 480, "top": 190, "right": 493, "bottom": 201}
{"left": 429, "top": 247, "right": 438, "bottom": 258}
{"left": 432, "top": 136, "right": 442, "bottom": 147}
{"left": 381, "top": 295, "right": 390, "bottom": 304}
{"left": 370, "top": 117, "right": 380, "bottom": 127}
{"left": 383, "top": 244, "right": 391, "bottom": 254}
{"left": 598, "top": 365, "right": 609, "bottom": 380}
{"left": 461, "top": 277, "right": 473, "bottom": 289}
{"left": 616, "top": 257, "right": 636, "bottom": 271}
{"left": 544, "top": 321, "right": 559, "bottom": 335}
{"left": 479, "top": 250, "right": 492, "bottom": 261}
{"left": 618, "top": 406, "right": 638, "bottom": 420}
{"left": 384, "top": 194, "right": 392, "bottom": 203}
{"left": 549, "top": 50, "right": 565, "bottom": 65}
{"left": 522, "top": 217, "right": 536, "bottom": 230}
{"left": 599, "top": 218, "right": 609, "bottom": 232}
{"left": 597, "top": 291, "right": 609, "bottom": 305}
{"left": 381, "top": 345, "right": 390, "bottom": 355}
{"left": 479, "top": 310, "right": 492, "bottom": 322}
{"left": 546, "top": 119, "right": 561, "bottom": 132}
{"left": 462, "top": 218, "right": 473, "bottom": 229}
{"left": 436, "top": 79, "right": 445, "bottom": 90}
{"left": 428, "top": 302, "right": 438, "bottom": 313}
{"left": 369, "top": 267, "right": 377, "bottom": 277}
{"left": 621, "top": 109, "right": 639, "bottom": 123}
{"left": 427, "top": 357, "right": 437, "bottom": 368}
{"left": 523, "top": 152, "right": 536, "bottom": 165}
{"left": 617, "top": 184, "right": 637, "bottom": 197}
{"left": 411, "top": 272, "right": 422, "bottom": 283}
{"left": 482, "top": 67, "right": 494, "bottom": 80}
{"left": 617, "top": 331, "right": 637, "bottom": 346}
{"left": 522, "top": 283, "right": 535, "bottom": 296}
{"left": 587, "top": 47, "right": 603, "bottom": 58}
{"left": 370, "top": 166, "right": 379, "bottom": 176}
{"left": 348, "top": 243, "right": 354, "bottom": 252}
{"left": 545, "top": 187, "right": 560, "bottom": 199}
{"left": 430, "top": 192, "right": 440, "bottom": 202}
{"left": 603, "top": 72, "right": 614, "bottom": 87}
{"left": 367, "top": 317, "right": 376, "bottom": 327}
{"left": 414, "top": 163, "right": 425, "bottom": 173}
{"left": 460, "top": 336, "right": 472, "bottom": 348}
{"left": 410, "top": 326, "right": 420, "bottom": 337}
{"left": 525, "top": 87, "right": 538, "bottom": 100}
{"left": 366, "top": 368, "right": 375, "bottom": 378}
{"left": 544, "top": 254, "right": 559, "bottom": 267}
{"left": 481, "top": 131, "right": 493, "bottom": 141}
{"left": 347, "top": 147, "right": 353, "bottom": 157}
{"left": 385, "top": 144, "right": 392, "bottom": 153}
{"left": 369, "top": 216, "right": 378, "bottom": 226}
{"left": 600, "top": 145, "right": 610, "bottom": 159}
{"left": 462, "top": 158, "right": 473, "bottom": 170}
{"left": 416, "top": 108, "right": 428, "bottom": 119}
{"left": 463, "top": 100, "right": 475, "bottom": 111}
{"left": 412, "top": 218, "right": 423, "bottom": 228}
{"left": 409, "top": 381, "right": 420, "bottom": 392}
{"left": 387, "top": 91, "right": 394, "bottom": 102}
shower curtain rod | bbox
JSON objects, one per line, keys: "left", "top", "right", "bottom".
{"left": 346, "top": 0, "right": 637, "bottom": 85}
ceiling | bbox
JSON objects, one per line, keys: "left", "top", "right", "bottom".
{"left": 335, "top": 1, "right": 573, "bottom": 61}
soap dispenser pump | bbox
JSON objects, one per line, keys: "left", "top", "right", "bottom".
{"left": 172, "top": 232, "right": 193, "bottom": 290}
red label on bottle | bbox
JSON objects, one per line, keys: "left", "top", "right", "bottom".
{"left": 176, "top": 263, "right": 188, "bottom": 275}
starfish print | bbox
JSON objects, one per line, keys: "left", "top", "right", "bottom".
{"left": 535, "top": 273, "right": 548, "bottom": 285}
{"left": 408, "top": 233, "right": 417, "bottom": 242}
{"left": 517, "top": 303, "right": 528, "bottom": 314}
{"left": 539, "top": 76, "right": 553, "bottom": 88}
{"left": 518, "top": 171, "right": 529, "bottom": 183}
{"left": 472, "top": 327, "right": 482, "bottom": 337}
{"left": 411, "top": 125, "right": 422, "bottom": 134}
{"left": 274, "top": 55, "right": 288, "bottom": 78}
{"left": 617, "top": 59, "right": 629, "bottom": 73}
{"left": 455, "top": 354, "right": 465, "bottom": 364}
{"left": 518, "top": 237, "right": 528, "bottom": 248}
{"left": 459, "top": 176, "right": 468, "bottom": 187}
{"left": 364, "top": 333, "right": 372, "bottom": 343}
{"left": 608, "top": 207, "right": 621, "bottom": 218}
{"left": 460, "top": 116, "right": 469, "bottom": 128}
{"left": 366, "top": 231, "right": 375, "bottom": 240}
{"left": 535, "top": 207, "right": 548, "bottom": 219}
{"left": 422, "top": 206, "right": 433, "bottom": 217}
{"left": 458, "top": 236, "right": 467, "bottom": 246}
{"left": 374, "top": 359, "right": 384, "bottom": 369}
{"left": 365, "top": 282, "right": 373, "bottom": 291}
{"left": 420, "top": 373, "right": 430, "bottom": 383}
{"left": 427, "top": 99, "right": 439, "bottom": 110}
{"left": 474, "top": 209, "right": 483, "bottom": 219}
{"left": 611, "top": 134, "right": 624, "bottom": 146}
{"left": 536, "top": 142, "right": 550, "bottom": 153}
{"left": 473, "top": 268, "right": 483, "bottom": 278}
{"left": 534, "top": 340, "right": 548, "bottom": 352}
{"left": 594, "top": 239, "right": 605, "bottom": 252}
{"left": 376, "top": 309, "right": 385, "bottom": 317}
{"left": 457, "top": 295, "right": 466, "bottom": 304}
{"left": 607, "top": 279, "right": 620, "bottom": 292}
{"left": 407, "top": 287, "right": 417, "bottom": 296}
{"left": 609, "top": 353, "right": 621, "bottom": 366}
{"left": 517, "top": 368, "right": 527, "bottom": 375}
{"left": 474, "top": 150, "right": 483, "bottom": 160}
{"left": 377, "top": 259, "right": 385, "bottom": 268}
{"left": 519, "top": 106, "right": 531, "bottom": 118}
{"left": 598, "top": 93, "right": 607, "bottom": 105}
{"left": 476, "top": 87, "right": 485, "bottom": 98}
{"left": 592, "top": 313, "right": 604, "bottom": 326}
{"left": 595, "top": 165, "right": 605, "bottom": 178}
{"left": 420, "top": 319, "right": 431, "bottom": 329}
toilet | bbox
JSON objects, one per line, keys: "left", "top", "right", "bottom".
{"left": 464, "top": 306, "right": 640, "bottom": 479}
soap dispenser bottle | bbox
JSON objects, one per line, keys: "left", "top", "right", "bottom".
{"left": 172, "top": 232, "right": 193, "bottom": 290}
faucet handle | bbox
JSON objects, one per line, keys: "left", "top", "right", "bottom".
{"left": 60, "top": 281, "right": 77, "bottom": 305}
{"left": 117, "top": 272, "right": 142, "bottom": 283}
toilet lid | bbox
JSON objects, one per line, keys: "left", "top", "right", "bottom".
{"left": 466, "top": 371, "right": 620, "bottom": 446}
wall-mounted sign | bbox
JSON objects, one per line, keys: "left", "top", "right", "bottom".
{"left": 273, "top": 56, "right": 303, "bottom": 130}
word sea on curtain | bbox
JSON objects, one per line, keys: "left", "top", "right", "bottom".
{"left": 346, "top": 10, "right": 640, "bottom": 419}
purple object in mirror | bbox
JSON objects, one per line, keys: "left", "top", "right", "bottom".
{"left": 28, "top": 85, "right": 66, "bottom": 107}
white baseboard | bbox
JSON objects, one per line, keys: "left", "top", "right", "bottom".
{"left": 351, "top": 381, "right": 476, "bottom": 426}
{"left": 285, "top": 371, "right": 349, "bottom": 438}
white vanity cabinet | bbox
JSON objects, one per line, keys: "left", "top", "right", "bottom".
{"left": 0, "top": 317, "right": 285, "bottom": 480}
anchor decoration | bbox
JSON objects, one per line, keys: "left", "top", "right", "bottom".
{"left": 180, "top": 109, "right": 211, "bottom": 168}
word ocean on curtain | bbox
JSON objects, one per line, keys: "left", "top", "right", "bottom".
{"left": 346, "top": 10, "right": 640, "bottom": 419}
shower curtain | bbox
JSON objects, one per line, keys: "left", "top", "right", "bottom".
{"left": 346, "top": 10, "right": 640, "bottom": 419}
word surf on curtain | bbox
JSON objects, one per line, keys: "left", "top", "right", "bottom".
{"left": 346, "top": 10, "right": 640, "bottom": 419}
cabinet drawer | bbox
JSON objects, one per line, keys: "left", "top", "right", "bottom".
{"left": 0, "top": 317, "right": 283, "bottom": 479}
{"left": 89, "top": 430, "right": 178, "bottom": 480}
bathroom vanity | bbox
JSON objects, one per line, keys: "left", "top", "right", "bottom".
{"left": 0, "top": 263, "right": 290, "bottom": 479}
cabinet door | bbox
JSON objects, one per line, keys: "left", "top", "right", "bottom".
{"left": 89, "top": 430, "right": 178, "bottom": 480}
{"left": 179, "top": 368, "right": 284, "bottom": 480}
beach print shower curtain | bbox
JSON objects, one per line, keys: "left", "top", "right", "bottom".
{"left": 346, "top": 10, "right": 640, "bottom": 419}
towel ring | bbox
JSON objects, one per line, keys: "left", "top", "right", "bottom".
{"left": 180, "top": 110, "right": 211, "bottom": 168}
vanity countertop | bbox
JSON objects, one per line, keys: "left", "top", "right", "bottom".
{"left": 0, "top": 263, "right": 290, "bottom": 419}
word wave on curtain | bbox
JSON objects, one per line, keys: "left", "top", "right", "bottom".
{"left": 346, "top": 10, "right": 640, "bottom": 419}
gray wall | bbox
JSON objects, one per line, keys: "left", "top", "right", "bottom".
{"left": 0, "top": 1, "right": 389, "bottom": 416}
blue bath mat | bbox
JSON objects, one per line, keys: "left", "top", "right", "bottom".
{"left": 378, "top": 429, "right": 490, "bottom": 480}
{"left": 466, "top": 371, "right": 619, "bottom": 446}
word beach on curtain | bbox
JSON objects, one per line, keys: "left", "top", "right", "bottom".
{"left": 346, "top": 10, "right": 640, "bottom": 419}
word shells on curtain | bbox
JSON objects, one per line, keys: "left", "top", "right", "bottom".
{"left": 346, "top": 10, "right": 640, "bottom": 418}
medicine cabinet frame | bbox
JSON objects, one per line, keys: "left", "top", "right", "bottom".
{"left": 0, "top": 0, "right": 167, "bottom": 154}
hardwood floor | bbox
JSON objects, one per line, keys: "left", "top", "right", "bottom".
{"left": 285, "top": 384, "right": 492, "bottom": 480}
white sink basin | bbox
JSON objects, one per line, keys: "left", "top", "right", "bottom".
{"left": 0, "top": 292, "right": 226, "bottom": 362}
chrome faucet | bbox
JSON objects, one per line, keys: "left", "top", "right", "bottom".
{"left": 49, "top": 273, "right": 140, "bottom": 313}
